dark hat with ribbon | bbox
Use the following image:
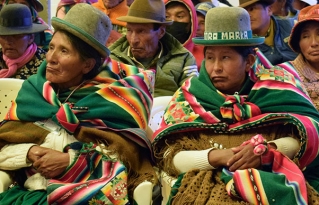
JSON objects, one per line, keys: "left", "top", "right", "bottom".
{"left": 0, "top": 4, "right": 47, "bottom": 35}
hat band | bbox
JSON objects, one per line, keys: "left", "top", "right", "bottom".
{"left": 128, "top": 9, "right": 166, "bottom": 22}
{"left": 204, "top": 30, "right": 253, "bottom": 40}
{"left": 0, "top": 17, "right": 32, "bottom": 28}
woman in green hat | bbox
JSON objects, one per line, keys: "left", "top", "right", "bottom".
{"left": 152, "top": 6, "right": 319, "bottom": 205}
{"left": 0, "top": 3, "right": 156, "bottom": 204}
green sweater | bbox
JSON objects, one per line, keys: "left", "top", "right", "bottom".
{"left": 109, "top": 33, "right": 198, "bottom": 97}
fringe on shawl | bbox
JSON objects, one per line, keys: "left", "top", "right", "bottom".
{"left": 152, "top": 125, "right": 302, "bottom": 204}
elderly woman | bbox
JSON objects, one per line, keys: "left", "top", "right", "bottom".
{"left": 288, "top": 5, "right": 319, "bottom": 111}
{"left": 0, "top": 3, "right": 156, "bottom": 204}
{"left": 4, "top": 0, "right": 53, "bottom": 51}
{"left": 0, "top": 4, "right": 47, "bottom": 79}
{"left": 152, "top": 7, "right": 319, "bottom": 205}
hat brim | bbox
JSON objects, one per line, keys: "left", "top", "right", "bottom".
{"left": 0, "top": 24, "right": 47, "bottom": 35}
{"left": 52, "top": 17, "right": 110, "bottom": 57}
{"left": 239, "top": 0, "right": 259, "bottom": 8}
{"left": 192, "top": 36, "right": 265, "bottom": 46}
{"left": 196, "top": 10, "right": 207, "bottom": 16}
{"left": 31, "top": 0, "right": 44, "bottom": 12}
{"left": 117, "top": 16, "right": 173, "bottom": 25}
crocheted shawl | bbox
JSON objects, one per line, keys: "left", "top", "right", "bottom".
{"left": 152, "top": 48, "right": 319, "bottom": 171}
{"left": 5, "top": 58, "right": 155, "bottom": 150}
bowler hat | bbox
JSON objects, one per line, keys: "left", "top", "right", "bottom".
{"left": 117, "top": 0, "right": 173, "bottom": 25}
{"left": 239, "top": 0, "right": 275, "bottom": 8}
{"left": 51, "top": 3, "right": 112, "bottom": 57}
{"left": 0, "top": 4, "right": 47, "bottom": 35}
{"left": 192, "top": 7, "right": 264, "bottom": 46}
{"left": 195, "top": 2, "right": 215, "bottom": 17}
{"left": 289, "top": 4, "right": 319, "bottom": 52}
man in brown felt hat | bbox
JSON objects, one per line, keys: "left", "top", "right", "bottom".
{"left": 239, "top": 0, "right": 297, "bottom": 65}
{"left": 109, "top": 0, "right": 198, "bottom": 97}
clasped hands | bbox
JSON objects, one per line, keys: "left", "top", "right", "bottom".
{"left": 209, "top": 142, "right": 274, "bottom": 172}
{"left": 27, "top": 145, "right": 70, "bottom": 179}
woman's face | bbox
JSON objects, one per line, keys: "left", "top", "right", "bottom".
{"left": 46, "top": 31, "right": 94, "bottom": 89}
{"left": 204, "top": 46, "right": 254, "bottom": 94}
{"left": 0, "top": 34, "right": 34, "bottom": 59}
{"left": 299, "top": 21, "right": 319, "bottom": 66}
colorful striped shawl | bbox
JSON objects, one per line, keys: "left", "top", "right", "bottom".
{"left": 153, "top": 48, "right": 319, "bottom": 170}
{"left": 5, "top": 58, "right": 155, "bottom": 150}
{"left": 152, "top": 48, "right": 319, "bottom": 203}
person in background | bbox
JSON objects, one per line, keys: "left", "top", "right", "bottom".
{"left": 293, "top": 0, "right": 317, "bottom": 10}
{"left": 0, "top": 4, "right": 47, "bottom": 79}
{"left": 109, "top": 0, "right": 198, "bottom": 97}
{"left": 4, "top": 0, "right": 52, "bottom": 52}
{"left": 239, "top": 0, "right": 297, "bottom": 65}
{"left": 271, "top": 0, "right": 298, "bottom": 19}
{"left": 0, "top": 3, "right": 157, "bottom": 204}
{"left": 92, "top": 0, "right": 128, "bottom": 46}
{"left": 195, "top": 1, "right": 215, "bottom": 37}
{"left": 152, "top": 7, "right": 319, "bottom": 204}
{"left": 287, "top": 4, "right": 319, "bottom": 110}
{"left": 165, "top": 0, "right": 205, "bottom": 69}
{"left": 56, "top": 0, "right": 97, "bottom": 19}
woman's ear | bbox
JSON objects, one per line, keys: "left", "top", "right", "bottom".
{"left": 28, "top": 34, "right": 35, "bottom": 45}
{"left": 245, "top": 54, "right": 256, "bottom": 72}
{"left": 82, "top": 58, "right": 96, "bottom": 74}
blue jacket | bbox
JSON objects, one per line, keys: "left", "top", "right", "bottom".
{"left": 257, "top": 16, "right": 297, "bottom": 65}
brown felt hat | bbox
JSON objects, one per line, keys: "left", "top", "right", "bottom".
{"left": 51, "top": 3, "right": 112, "bottom": 57}
{"left": 117, "top": 0, "right": 173, "bottom": 25}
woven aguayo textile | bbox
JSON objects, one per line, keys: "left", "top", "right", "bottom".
{"left": 0, "top": 57, "right": 156, "bottom": 204}
{"left": 152, "top": 48, "right": 319, "bottom": 205}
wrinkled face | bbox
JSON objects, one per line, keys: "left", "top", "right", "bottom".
{"left": 196, "top": 13, "right": 205, "bottom": 37}
{"left": 299, "top": 22, "right": 319, "bottom": 66}
{"left": 0, "top": 34, "right": 34, "bottom": 59}
{"left": 166, "top": 3, "right": 191, "bottom": 23}
{"left": 244, "top": 3, "right": 272, "bottom": 36}
{"left": 204, "top": 46, "right": 254, "bottom": 94}
{"left": 126, "top": 23, "right": 165, "bottom": 60}
{"left": 46, "top": 31, "right": 93, "bottom": 89}
{"left": 102, "top": 0, "right": 122, "bottom": 8}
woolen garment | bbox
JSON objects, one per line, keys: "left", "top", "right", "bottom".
{"left": 0, "top": 58, "right": 157, "bottom": 203}
{"left": 109, "top": 32, "right": 198, "bottom": 97}
{"left": 257, "top": 15, "right": 297, "bottom": 65}
{"left": 152, "top": 48, "right": 319, "bottom": 204}
{"left": 0, "top": 47, "right": 46, "bottom": 79}
{"left": 291, "top": 54, "right": 319, "bottom": 111}
{"left": 92, "top": 0, "right": 128, "bottom": 29}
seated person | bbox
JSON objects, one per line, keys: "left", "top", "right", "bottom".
{"left": 288, "top": 4, "right": 319, "bottom": 110}
{"left": 271, "top": 0, "right": 299, "bottom": 19}
{"left": 4, "top": 0, "right": 53, "bottom": 51}
{"left": 195, "top": 1, "right": 215, "bottom": 37}
{"left": 152, "top": 7, "right": 319, "bottom": 204}
{"left": 110, "top": 0, "right": 198, "bottom": 97}
{"left": 165, "top": 0, "right": 205, "bottom": 69}
{"left": 239, "top": 0, "right": 298, "bottom": 65}
{"left": 0, "top": 4, "right": 47, "bottom": 79}
{"left": 0, "top": 3, "right": 157, "bottom": 204}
